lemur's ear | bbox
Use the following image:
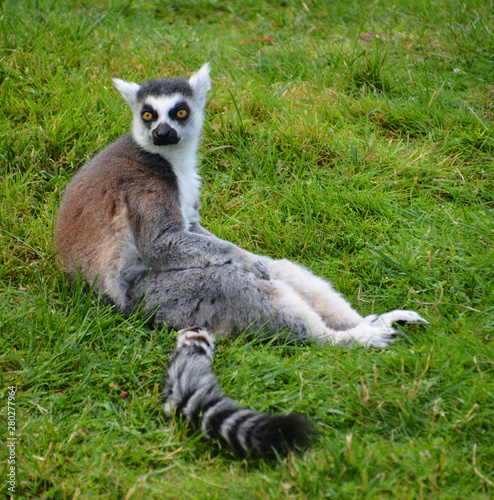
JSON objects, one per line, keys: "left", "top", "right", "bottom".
{"left": 113, "top": 78, "right": 141, "bottom": 107}
{"left": 189, "top": 63, "right": 211, "bottom": 106}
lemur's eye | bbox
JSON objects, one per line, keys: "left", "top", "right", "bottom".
{"left": 176, "top": 109, "right": 188, "bottom": 119}
{"left": 142, "top": 111, "right": 154, "bottom": 121}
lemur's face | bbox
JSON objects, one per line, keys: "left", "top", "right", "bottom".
{"left": 138, "top": 94, "right": 191, "bottom": 146}
{"left": 113, "top": 64, "right": 211, "bottom": 154}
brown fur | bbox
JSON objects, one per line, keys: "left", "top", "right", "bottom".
{"left": 55, "top": 134, "right": 181, "bottom": 307}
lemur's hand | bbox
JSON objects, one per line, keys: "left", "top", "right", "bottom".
{"left": 237, "top": 253, "right": 270, "bottom": 280}
{"left": 249, "top": 258, "right": 270, "bottom": 280}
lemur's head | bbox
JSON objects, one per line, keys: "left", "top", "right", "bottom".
{"left": 113, "top": 64, "right": 211, "bottom": 154}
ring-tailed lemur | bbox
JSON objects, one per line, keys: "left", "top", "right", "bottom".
{"left": 164, "top": 327, "right": 313, "bottom": 458}
{"left": 55, "top": 64, "right": 427, "bottom": 456}
{"left": 55, "top": 63, "right": 426, "bottom": 347}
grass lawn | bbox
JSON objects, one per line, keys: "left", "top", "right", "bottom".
{"left": 1, "top": 0, "right": 493, "bottom": 498}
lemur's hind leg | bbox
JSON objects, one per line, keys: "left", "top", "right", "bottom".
{"left": 265, "top": 258, "right": 428, "bottom": 340}
{"left": 124, "top": 264, "right": 399, "bottom": 348}
{"left": 265, "top": 258, "right": 363, "bottom": 330}
{"left": 125, "top": 265, "right": 329, "bottom": 343}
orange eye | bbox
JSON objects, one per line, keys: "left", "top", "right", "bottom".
{"left": 176, "top": 109, "right": 188, "bottom": 119}
{"left": 142, "top": 111, "right": 154, "bottom": 121}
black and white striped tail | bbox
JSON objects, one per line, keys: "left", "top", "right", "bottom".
{"left": 163, "top": 327, "right": 314, "bottom": 459}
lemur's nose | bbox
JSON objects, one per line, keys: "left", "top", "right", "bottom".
{"left": 152, "top": 123, "right": 180, "bottom": 146}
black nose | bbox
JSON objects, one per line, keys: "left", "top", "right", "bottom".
{"left": 152, "top": 123, "right": 180, "bottom": 146}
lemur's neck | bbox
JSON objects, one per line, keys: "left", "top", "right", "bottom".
{"left": 133, "top": 133, "right": 202, "bottom": 230}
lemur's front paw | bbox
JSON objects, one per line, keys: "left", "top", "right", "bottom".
{"left": 250, "top": 259, "right": 270, "bottom": 280}
{"left": 238, "top": 256, "right": 270, "bottom": 280}
{"left": 235, "top": 250, "right": 270, "bottom": 280}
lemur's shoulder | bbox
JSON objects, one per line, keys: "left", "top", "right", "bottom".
{"left": 67, "top": 134, "right": 178, "bottom": 197}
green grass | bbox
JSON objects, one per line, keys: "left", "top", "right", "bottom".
{"left": 1, "top": 0, "right": 493, "bottom": 498}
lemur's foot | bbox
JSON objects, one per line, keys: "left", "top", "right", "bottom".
{"left": 363, "top": 310, "right": 428, "bottom": 330}
{"left": 329, "top": 310, "right": 428, "bottom": 348}
{"left": 345, "top": 322, "right": 396, "bottom": 348}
